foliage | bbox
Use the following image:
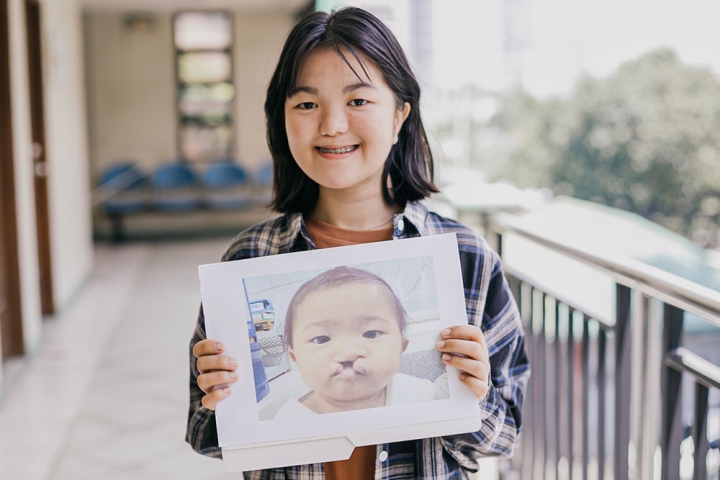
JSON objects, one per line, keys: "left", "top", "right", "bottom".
{"left": 493, "top": 49, "right": 720, "bottom": 243}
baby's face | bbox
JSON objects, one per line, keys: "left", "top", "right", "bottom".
{"left": 288, "top": 282, "right": 408, "bottom": 412}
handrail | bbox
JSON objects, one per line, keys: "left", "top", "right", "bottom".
{"left": 666, "top": 347, "right": 720, "bottom": 390}
{"left": 471, "top": 203, "right": 720, "bottom": 480}
{"left": 490, "top": 213, "right": 720, "bottom": 328}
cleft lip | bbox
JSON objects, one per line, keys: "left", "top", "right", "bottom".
{"left": 332, "top": 361, "right": 366, "bottom": 377}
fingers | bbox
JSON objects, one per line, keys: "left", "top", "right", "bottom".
{"left": 197, "top": 369, "right": 239, "bottom": 394}
{"left": 197, "top": 354, "right": 238, "bottom": 374}
{"left": 193, "top": 339, "right": 225, "bottom": 359}
{"left": 458, "top": 372, "right": 489, "bottom": 400}
{"left": 441, "top": 325, "right": 487, "bottom": 348}
{"left": 437, "top": 325, "right": 488, "bottom": 364}
{"left": 437, "top": 325, "right": 491, "bottom": 399}
{"left": 441, "top": 353, "right": 489, "bottom": 383}
{"left": 194, "top": 338, "right": 238, "bottom": 409}
{"left": 201, "top": 386, "right": 232, "bottom": 411}
{"left": 437, "top": 338, "right": 486, "bottom": 362}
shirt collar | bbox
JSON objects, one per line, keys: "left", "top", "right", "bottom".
{"left": 279, "top": 211, "right": 311, "bottom": 253}
{"left": 396, "top": 201, "right": 430, "bottom": 237}
{"left": 281, "top": 200, "right": 430, "bottom": 251}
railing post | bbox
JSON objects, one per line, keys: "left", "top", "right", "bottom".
{"left": 692, "top": 382, "right": 709, "bottom": 480}
{"left": 660, "top": 304, "right": 684, "bottom": 480}
{"left": 615, "top": 284, "right": 632, "bottom": 480}
{"left": 597, "top": 328, "right": 607, "bottom": 480}
{"left": 582, "top": 318, "right": 590, "bottom": 480}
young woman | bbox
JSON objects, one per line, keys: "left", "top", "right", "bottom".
{"left": 187, "top": 7, "right": 529, "bottom": 480}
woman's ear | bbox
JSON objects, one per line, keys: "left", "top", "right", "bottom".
{"left": 288, "top": 347, "right": 296, "bottom": 362}
{"left": 392, "top": 102, "right": 411, "bottom": 144}
{"left": 401, "top": 337, "right": 409, "bottom": 353}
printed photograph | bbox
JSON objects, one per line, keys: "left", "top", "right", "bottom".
{"left": 242, "top": 257, "right": 449, "bottom": 421}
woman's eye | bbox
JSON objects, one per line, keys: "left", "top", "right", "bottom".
{"left": 311, "top": 335, "right": 331, "bottom": 344}
{"left": 363, "top": 330, "right": 382, "bottom": 339}
{"left": 348, "top": 99, "right": 368, "bottom": 107}
{"left": 296, "top": 102, "right": 317, "bottom": 110}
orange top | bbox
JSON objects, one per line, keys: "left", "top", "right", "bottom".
{"left": 304, "top": 214, "right": 393, "bottom": 249}
{"left": 304, "top": 214, "right": 392, "bottom": 480}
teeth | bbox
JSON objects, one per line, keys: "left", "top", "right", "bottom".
{"left": 318, "top": 145, "right": 357, "bottom": 154}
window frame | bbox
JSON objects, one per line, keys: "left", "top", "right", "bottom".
{"left": 172, "top": 10, "right": 236, "bottom": 163}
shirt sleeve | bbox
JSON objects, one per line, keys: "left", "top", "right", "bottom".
{"left": 185, "top": 305, "right": 223, "bottom": 458}
{"left": 440, "top": 249, "right": 530, "bottom": 470}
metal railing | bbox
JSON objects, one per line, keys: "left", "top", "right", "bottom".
{"left": 480, "top": 213, "right": 720, "bottom": 480}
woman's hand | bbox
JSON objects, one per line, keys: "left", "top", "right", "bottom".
{"left": 192, "top": 339, "right": 239, "bottom": 410}
{"left": 436, "top": 325, "right": 490, "bottom": 400}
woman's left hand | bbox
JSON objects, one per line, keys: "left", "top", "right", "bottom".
{"left": 436, "top": 325, "right": 490, "bottom": 400}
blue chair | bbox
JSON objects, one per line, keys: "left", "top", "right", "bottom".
{"left": 255, "top": 163, "right": 273, "bottom": 187}
{"left": 252, "top": 162, "right": 274, "bottom": 205}
{"left": 201, "top": 162, "right": 252, "bottom": 210}
{"left": 99, "top": 162, "right": 148, "bottom": 241}
{"left": 100, "top": 163, "right": 146, "bottom": 212}
{"left": 150, "top": 163, "right": 201, "bottom": 211}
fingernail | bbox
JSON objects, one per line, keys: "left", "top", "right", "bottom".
{"left": 229, "top": 357, "right": 238, "bottom": 367}
{"left": 442, "top": 328, "right": 451, "bottom": 337}
{"left": 215, "top": 342, "right": 223, "bottom": 351}
{"left": 229, "top": 371, "right": 238, "bottom": 379}
{"left": 222, "top": 387, "right": 231, "bottom": 393}
{"left": 443, "top": 354, "right": 451, "bottom": 362}
{"left": 459, "top": 373, "right": 466, "bottom": 381}
{"left": 437, "top": 341, "right": 446, "bottom": 349}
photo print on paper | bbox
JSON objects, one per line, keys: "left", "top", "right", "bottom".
{"left": 242, "top": 256, "right": 450, "bottom": 421}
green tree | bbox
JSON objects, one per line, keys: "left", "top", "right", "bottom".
{"left": 495, "top": 49, "right": 720, "bottom": 243}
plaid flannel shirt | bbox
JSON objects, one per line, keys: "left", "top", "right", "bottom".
{"left": 186, "top": 201, "right": 530, "bottom": 480}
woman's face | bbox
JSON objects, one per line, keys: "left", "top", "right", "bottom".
{"left": 284, "top": 48, "right": 410, "bottom": 197}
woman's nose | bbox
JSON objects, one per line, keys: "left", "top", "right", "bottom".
{"left": 319, "top": 105, "right": 348, "bottom": 137}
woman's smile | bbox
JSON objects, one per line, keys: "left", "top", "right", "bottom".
{"left": 315, "top": 144, "right": 359, "bottom": 159}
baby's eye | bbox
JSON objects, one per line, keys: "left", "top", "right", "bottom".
{"left": 296, "top": 102, "right": 317, "bottom": 110}
{"left": 310, "top": 335, "right": 331, "bottom": 344}
{"left": 348, "top": 99, "right": 368, "bottom": 107}
{"left": 363, "top": 330, "right": 383, "bottom": 339}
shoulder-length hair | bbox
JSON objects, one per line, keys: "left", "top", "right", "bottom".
{"left": 265, "top": 7, "right": 438, "bottom": 214}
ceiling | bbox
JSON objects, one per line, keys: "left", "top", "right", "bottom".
{"left": 81, "top": 0, "right": 311, "bottom": 12}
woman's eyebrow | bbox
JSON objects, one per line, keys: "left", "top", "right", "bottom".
{"left": 290, "top": 85, "right": 318, "bottom": 96}
{"left": 289, "top": 82, "right": 375, "bottom": 97}
{"left": 344, "top": 82, "right": 375, "bottom": 93}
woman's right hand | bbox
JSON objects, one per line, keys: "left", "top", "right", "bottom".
{"left": 192, "top": 339, "right": 239, "bottom": 410}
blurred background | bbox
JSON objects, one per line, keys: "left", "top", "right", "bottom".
{"left": 0, "top": 0, "right": 718, "bottom": 479}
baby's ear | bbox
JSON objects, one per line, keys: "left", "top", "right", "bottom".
{"left": 288, "top": 347, "right": 296, "bottom": 362}
{"left": 401, "top": 338, "right": 409, "bottom": 353}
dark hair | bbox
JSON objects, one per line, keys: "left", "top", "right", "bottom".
{"left": 265, "top": 7, "right": 438, "bottom": 213}
{"left": 283, "top": 266, "right": 408, "bottom": 348}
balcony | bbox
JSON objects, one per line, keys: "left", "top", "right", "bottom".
{"left": 439, "top": 186, "right": 720, "bottom": 480}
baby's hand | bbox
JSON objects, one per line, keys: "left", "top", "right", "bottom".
{"left": 436, "top": 325, "right": 490, "bottom": 400}
{"left": 193, "top": 339, "right": 238, "bottom": 410}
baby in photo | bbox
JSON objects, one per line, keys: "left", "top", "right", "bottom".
{"left": 283, "top": 266, "right": 447, "bottom": 414}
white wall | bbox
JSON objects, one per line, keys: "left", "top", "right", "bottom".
{"left": 43, "top": 0, "right": 94, "bottom": 310}
{"left": 84, "top": 9, "right": 294, "bottom": 178}
{"left": 234, "top": 11, "right": 293, "bottom": 172}
{"left": 7, "top": 0, "right": 42, "bottom": 351}
{"left": 84, "top": 11, "right": 177, "bottom": 180}
{"left": 1, "top": 0, "right": 93, "bottom": 364}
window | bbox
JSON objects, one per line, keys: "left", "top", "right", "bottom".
{"left": 173, "top": 11, "right": 235, "bottom": 163}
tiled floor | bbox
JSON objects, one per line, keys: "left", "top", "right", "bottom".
{"left": 0, "top": 237, "right": 495, "bottom": 480}
{"left": 0, "top": 238, "right": 241, "bottom": 479}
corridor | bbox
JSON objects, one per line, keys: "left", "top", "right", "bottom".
{"left": 0, "top": 238, "right": 239, "bottom": 479}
